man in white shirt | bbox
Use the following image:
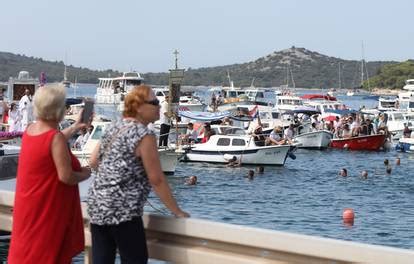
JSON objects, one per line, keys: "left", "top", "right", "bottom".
{"left": 19, "top": 89, "right": 33, "bottom": 130}
{"left": 185, "top": 122, "right": 198, "bottom": 142}
{"left": 159, "top": 95, "right": 171, "bottom": 147}
{"left": 284, "top": 124, "right": 295, "bottom": 144}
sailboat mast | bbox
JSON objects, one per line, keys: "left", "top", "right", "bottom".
{"left": 360, "top": 42, "right": 365, "bottom": 88}
{"left": 338, "top": 62, "right": 341, "bottom": 89}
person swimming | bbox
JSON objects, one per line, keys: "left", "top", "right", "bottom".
{"left": 339, "top": 168, "right": 348, "bottom": 177}
{"left": 361, "top": 170, "right": 368, "bottom": 179}
{"left": 185, "top": 175, "right": 198, "bottom": 185}
{"left": 247, "top": 170, "right": 254, "bottom": 180}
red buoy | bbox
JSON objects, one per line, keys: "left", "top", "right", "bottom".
{"left": 343, "top": 208, "right": 355, "bottom": 225}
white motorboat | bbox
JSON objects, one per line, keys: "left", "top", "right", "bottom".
{"left": 72, "top": 121, "right": 181, "bottom": 174}
{"left": 184, "top": 134, "right": 295, "bottom": 166}
{"left": 95, "top": 72, "right": 144, "bottom": 105}
{"left": 293, "top": 130, "right": 334, "bottom": 149}
{"left": 274, "top": 95, "right": 304, "bottom": 112}
{"left": 383, "top": 111, "right": 414, "bottom": 140}
{"left": 378, "top": 97, "right": 399, "bottom": 112}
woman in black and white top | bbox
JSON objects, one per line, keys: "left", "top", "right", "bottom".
{"left": 88, "top": 85, "right": 189, "bottom": 264}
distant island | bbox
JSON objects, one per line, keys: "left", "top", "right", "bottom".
{"left": 1, "top": 47, "right": 413, "bottom": 89}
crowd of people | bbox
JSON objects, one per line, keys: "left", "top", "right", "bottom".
{"left": 1, "top": 89, "right": 35, "bottom": 132}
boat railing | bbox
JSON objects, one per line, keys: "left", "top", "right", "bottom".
{"left": 1, "top": 190, "right": 414, "bottom": 263}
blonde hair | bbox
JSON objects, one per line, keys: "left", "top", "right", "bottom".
{"left": 123, "top": 85, "right": 152, "bottom": 118}
{"left": 33, "top": 84, "right": 66, "bottom": 122}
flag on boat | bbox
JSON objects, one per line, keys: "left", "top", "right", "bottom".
{"left": 248, "top": 105, "right": 259, "bottom": 118}
{"left": 39, "top": 72, "right": 47, "bottom": 87}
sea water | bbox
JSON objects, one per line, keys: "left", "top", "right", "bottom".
{"left": 1, "top": 85, "right": 413, "bottom": 263}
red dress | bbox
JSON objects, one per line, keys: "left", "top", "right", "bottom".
{"left": 8, "top": 129, "right": 84, "bottom": 264}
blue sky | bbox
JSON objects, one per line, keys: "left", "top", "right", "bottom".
{"left": 1, "top": 0, "right": 413, "bottom": 73}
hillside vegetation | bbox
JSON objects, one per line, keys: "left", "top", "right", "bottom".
{"left": 364, "top": 60, "right": 414, "bottom": 89}
{"left": 1, "top": 48, "right": 407, "bottom": 89}
{"left": 0, "top": 52, "right": 120, "bottom": 83}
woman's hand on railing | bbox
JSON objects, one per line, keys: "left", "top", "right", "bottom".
{"left": 174, "top": 209, "right": 190, "bottom": 218}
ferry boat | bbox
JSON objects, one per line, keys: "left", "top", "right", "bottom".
{"left": 330, "top": 134, "right": 386, "bottom": 151}
{"left": 6, "top": 71, "right": 39, "bottom": 102}
{"left": 95, "top": 72, "right": 144, "bottom": 104}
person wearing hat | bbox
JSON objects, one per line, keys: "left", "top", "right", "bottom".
{"left": 266, "top": 126, "right": 286, "bottom": 145}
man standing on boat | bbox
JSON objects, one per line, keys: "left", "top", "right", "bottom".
{"left": 159, "top": 95, "right": 171, "bottom": 147}
{"left": 19, "top": 89, "right": 34, "bottom": 130}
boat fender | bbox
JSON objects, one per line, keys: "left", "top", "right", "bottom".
{"left": 288, "top": 152, "right": 296, "bottom": 160}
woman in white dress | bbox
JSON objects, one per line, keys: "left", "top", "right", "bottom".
{"left": 8, "top": 103, "right": 21, "bottom": 132}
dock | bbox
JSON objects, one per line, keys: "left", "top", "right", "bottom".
{"left": 1, "top": 190, "right": 414, "bottom": 263}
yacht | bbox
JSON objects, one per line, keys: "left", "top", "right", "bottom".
{"left": 398, "top": 79, "right": 414, "bottom": 109}
{"left": 95, "top": 72, "right": 144, "bottom": 105}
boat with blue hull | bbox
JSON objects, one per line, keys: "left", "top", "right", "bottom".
{"left": 396, "top": 137, "right": 414, "bottom": 153}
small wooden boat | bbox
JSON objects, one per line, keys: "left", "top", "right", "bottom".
{"left": 330, "top": 134, "right": 386, "bottom": 151}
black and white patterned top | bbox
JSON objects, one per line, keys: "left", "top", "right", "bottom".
{"left": 87, "top": 119, "right": 153, "bottom": 225}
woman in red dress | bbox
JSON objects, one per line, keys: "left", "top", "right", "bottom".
{"left": 8, "top": 85, "right": 92, "bottom": 263}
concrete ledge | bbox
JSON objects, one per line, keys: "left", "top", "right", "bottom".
{"left": 1, "top": 190, "right": 414, "bottom": 264}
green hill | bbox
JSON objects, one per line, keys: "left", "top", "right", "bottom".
{"left": 0, "top": 48, "right": 404, "bottom": 88}
{"left": 364, "top": 60, "right": 414, "bottom": 89}
{"left": 145, "top": 47, "right": 397, "bottom": 88}
{"left": 0, "top": 52, "right": 120, "bottom": 83}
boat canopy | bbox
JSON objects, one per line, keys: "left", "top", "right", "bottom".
{"left": 178, "top": 110, "right": 231, "bottom": 121}
{"left": 324, "top": 109, "right": 358, "bottom": 115}
{"left": 283, "top": 106, "right": 321, "bottom": 115}
{"left": 301, "top": 94, "right": 337, "bottom": 101}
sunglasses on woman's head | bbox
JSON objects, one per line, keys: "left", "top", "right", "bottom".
{"left": 144, "top": 99, "right": 160, "bottom": 106}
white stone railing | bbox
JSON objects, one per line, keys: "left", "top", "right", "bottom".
{"left": 1, "top": 190, "right": 414, "bottom": 263}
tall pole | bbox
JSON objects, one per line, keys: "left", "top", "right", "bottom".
{"left": 361, "top": 41, "right": 365, "bottom": 88}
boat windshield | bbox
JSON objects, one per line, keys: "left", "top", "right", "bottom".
{"left": 126, "top": 80, "right": 143, "bottom": 86}
{"left": 91, "top": 125, "right": 106, "bottom": 140}
{"left": 393, "top": 113, "right": 404, "bottom": 121}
